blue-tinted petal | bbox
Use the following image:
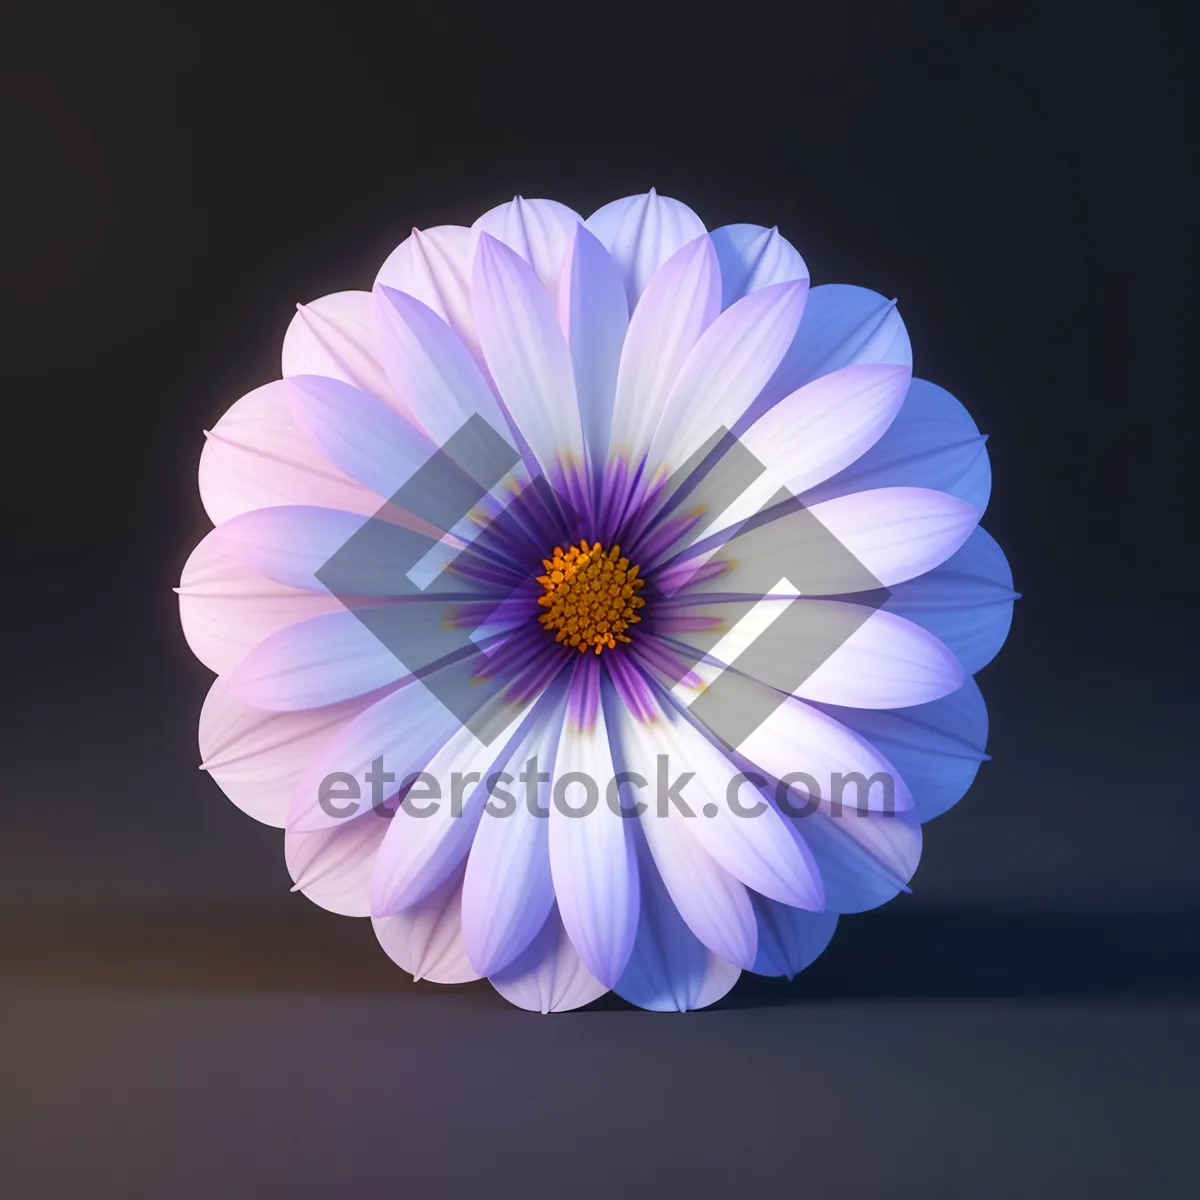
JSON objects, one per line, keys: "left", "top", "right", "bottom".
{"left": 708, "top": 223, "right": 808, "bottom": 308}
{"left": 750, "top": 895, "right": 839, "bottom": 979}
{"left": 885, "top": 527, "right": 1016, "bottom": 675}
{"left": 813, "top": 677, "right": 989, "bottom": 823}
{"left": 801, "top": 378, "right": 991, "bottom": 511}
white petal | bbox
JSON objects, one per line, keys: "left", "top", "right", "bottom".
{"left": 736, "top": 691, "right": 915, "bottom": 815}
{"left": 636, "top": 800, "right": 758, "bottom": 969}
{"left": 738, "top": 363, "right": 912, "bottom": 497}
{"left": 722, "top": 600, "right": 966, "bottom": 710}
{"left": 648, "top": 278, "right": 807, "bottom": 472}
{"left": 370, "top": 708, "right": 530, "bottom": 916}
{"left": 374, "top": 225, "right": 477, "bottom": 354}
{"left": 488, "top": 905, "right": 608, "bottom": 1013}
{"left": 585, "top": 190, "right": 707, "bottom": 308}
{"left": 557, "top": 224, "right": 628, "bottom": 464}
{"left": 472, "top": 233, "right": 587, "bottom": 484}
{"left": 805, "top": 487, "right": 982, "bottom": 587}
{"left": 614, "top": 696, "right": 820, "bottom": 907}
{"left": 608, "top": 234, "right": 720, "bottom": 470}
{"left": 472, "top": 196, "right": 583, "bottom": 299}
{"left": 460, "top": 702, "right": 565, "bottom": 976}
{"left": 548, "top": 690, "right": 638, "bottom": 988}
{"left": 614, "top": 830, "right": 741, "bottom": 1012}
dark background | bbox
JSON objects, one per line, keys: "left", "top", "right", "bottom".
{"left": 2, "top": 1, "right": 1195, "bottom": 1196}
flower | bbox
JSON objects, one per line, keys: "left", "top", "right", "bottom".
{"left": 180, "top": 191, "right": 1015, "bottom": 1012}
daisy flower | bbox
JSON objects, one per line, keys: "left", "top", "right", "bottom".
{"left": 180, "top": 191, "right": 1015, "bottom": 1012}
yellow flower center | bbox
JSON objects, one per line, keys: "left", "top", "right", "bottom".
{"left": 536, "top": 540, "right": 646, "bottom": 654}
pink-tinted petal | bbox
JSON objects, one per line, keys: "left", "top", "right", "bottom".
{"left": 284, "top": 810, "right": 389, "bottom": 917}
{"left": 585, "top": 190, "right": 707, "bottom": 309}
{"left": 280, "top": 289, "right": 394, "bottom": 403}
{"left": 198, "top": 380, "right": 381, "bottom": 526}
{"left": 198, "top": 674, "right": 382, "bottom": 827}
{"left": 289, "top": 676, "right": 464, "bottom": 831}
{"left": 373, "top": 284, "right": 513, "bottom": 447}
{"left": 178, "top": 528, "right": 344, "bottom": 676}
{"left": 209, "top": 505, "right": 451, "bottom": 597}
{"left": 285, "top": 374, "right": 434, "bottom": 499}
{"left": 373, "top": 868, "right": 481, "bottom": 984}
{"left": 488, "top": 905, "right": 608, "bottom": 1013}
{"left": 223, "top": 608, "right": 409, "bottom": 713}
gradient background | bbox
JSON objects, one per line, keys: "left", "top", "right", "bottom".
{"left": 3, "top": 1, "right": 1196, "bottom": 1195}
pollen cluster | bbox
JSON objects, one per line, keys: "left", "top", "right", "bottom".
{"left": 536, "top": 540, "right": 646, "bottom": 654}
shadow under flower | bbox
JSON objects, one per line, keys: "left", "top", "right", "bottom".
{"left": 3, "top": 904, "right": 1198, "bottom": 1009}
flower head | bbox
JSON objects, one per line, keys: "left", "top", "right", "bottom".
{"left": 180, "top": 192, "right": 1015, "bottom": 1012}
